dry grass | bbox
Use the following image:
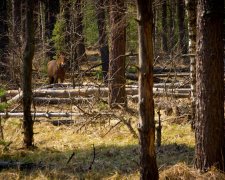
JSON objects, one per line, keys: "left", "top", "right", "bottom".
{"left": 0, "top": 97, "right": 225, "bottom": 179}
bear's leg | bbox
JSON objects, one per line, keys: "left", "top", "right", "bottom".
{"left": 49, "top": 77, "right": 54, "bottom": 84}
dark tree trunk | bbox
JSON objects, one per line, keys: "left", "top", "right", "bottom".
{"left": 12, "top": 0, "right": 21, "bottom": 46}
{"left": 74, "top": 0, "right": 86, "bottom": 70}
{"left": 0, "top": 0, "right": 9, "bottom": 73}
{"left": 185, "top": 0, "right": 196, "bottom": 129}
{"left": 46, "top": 0, "right": 60, "bottom": 59}
{"left": 161, "top": 0, "right": 168, "bottom": 52}
{"left": 195, "top": 0, "right": 225, "bottom": 171}
{"left": 108, "top": 0, "right": 127, "bottom": 108}
{"left": 95, "top": 0, "right": 109, "bottom": 83}
{"left": 136, "top": 0, "right": 159, "bottom": 179}
{"left": 22, "top": 0, "right": 35, "bottom": 148}
{"left": 177, "top": 0, "right": 187, "bottom": 54}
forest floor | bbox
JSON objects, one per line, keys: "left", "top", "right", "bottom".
{"left": 1, "top": 98, "right": 225, "bottom": 179}
{"left": 0, "top": 53, "right": 225, "bottom": 179}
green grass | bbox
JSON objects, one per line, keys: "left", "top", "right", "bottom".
{"left": 0, "top": 107, "right": 197, "bottom": 179}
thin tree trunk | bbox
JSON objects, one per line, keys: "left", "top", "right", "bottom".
{"left": 161, "top": 0, "right": 168, "bottom": 52}
{"left": 22, "top": 0, "right": 35, "bottom": 148}
{"left": 95, "top": 0, "right": 109, "bottom": 83}
{"left": 195, "top": 0, "right": 225, "bottom": 171}
{"left": 0, "top": 0, "right": 8, "bottom": 73}
{"left": 108, "top": 0, "right": 127, "bottom": 108}
{"left": 169, "top": 0, "right": 175, "bottom": 50}
{"left": 185, "top": 0, "right": 196, "bottom": 129}
{"left": 39, "top": 1, "right": 46, "bottom": 61}
{"left": 136, "top": 0, "right": 159, "bottom": 179}
{"left": 177, "top": 0, "right": 187, "bottom": 54}
{"left": 46, "top": 0, "right": 60, "bottom": 59}
{"left": 11, "top": 0, "right": 23, "bottom": 84}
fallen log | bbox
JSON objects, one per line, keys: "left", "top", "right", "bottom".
{"left": 7, "top": 86, "right": 190, "bottom": 98}
{"left": 129, "top": 92, "right": 189, "bottom": 101}
{"left": 153, "top": 82, "right": 190, "bottom": 88}
{"left": 6, "top": 87, "right": 190, "bottom": 104}
{"left": 153, "top": 72, "right": 190, "bottom": 77}
{"left": 0, "top": 112, "right": 113, "bottom": 118}
{"left": 33, "top": 97, "right": 95, "bottom": 104}
{"left": 7, "top": 91, "right": 23, "bottom": 104}
{"left": 6, "top": 87, "right": 138, "bottom": 103}
{"left": 126, "top": 72, "right": 190, "bottom": 81}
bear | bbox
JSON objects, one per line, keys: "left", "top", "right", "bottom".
{"left": 47, "top": 53, "right": 66, "bottom": 84}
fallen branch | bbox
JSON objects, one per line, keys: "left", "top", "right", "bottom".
{"left": 88, "top": 144, "right": 96, "bottom": 170}
{"left": 102, "top": 120, "right": 122, "bottom": 137}
{"left": 66, "top": 152, "right": 75, "bottom": 164}
{"left": 117, "top": 116, "right": 138, "bottom": 139}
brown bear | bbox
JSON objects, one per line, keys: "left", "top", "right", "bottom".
{"left": 47, "top": 53, "right": 66, "bottom": 84}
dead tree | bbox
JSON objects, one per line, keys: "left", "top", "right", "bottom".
{"left": 185, "top": 0, "right": 196, "bottom": 128}
{"left": 136, "top": 0, "right": 159, "bottom": 179}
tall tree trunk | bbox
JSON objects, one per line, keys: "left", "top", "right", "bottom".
{"left": 95, "top": 0, "right": 109, "bottom": 83}
{"left": 0, "top": 0, "right": 8, "bottom": 73}
{"left": 9, "top": 0, "right": 22, "bottom": 85}
{"left": 195, "top": 0, "right": 225, "bottom": 171}
{"left": 177, "top": 0, "right": 187, "bottom": 54}
{"left": 136, "top": 0, "right": 159, "bottom": 179}
{"left": 63, "top": 0, "right": 71, "bottom": 52}
{"left": 161, "top": 0, "right": 168, "bottom": 52}
{"left": 23, "top": 0, "right": 35, "bottom": 148}
{"left": 74, "top": 0, "right": 86, "bottom": 70}
{"left": 39, "top": 0, "right": 46, "bottom": 61}
{"left": 168, "top": 0, "right": 175, "bottom": 50}
{"left": 108, "top": 0, "right": 127, "bottom": 108}
{"left": 185, "top": 0, "right": 196, "bottom": 129}
{"left": 46, "top": 0, "right": 60, "bottom": 59}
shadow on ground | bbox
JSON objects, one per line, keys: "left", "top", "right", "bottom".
{"left": 0, "top": 143, "right": 194, "bottom": 179}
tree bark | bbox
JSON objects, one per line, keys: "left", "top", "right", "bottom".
{"left": 46, "top": 0, "right": 60, "bottom": 59}
{"left": 168, "top": 0, "right": 175, "bottom": 50}
{"left": 39, "top": 0, "right": 46, "bottom": 62}
{"left": 185, "top": 0, "right": 196, "bottom": 129}
{"left": 136, "top": 0, "right": 159, "bottom": 179}
{"left": 95, "top": 0, "right": 109, "bottom": 82}
{"left": 108, "top": 0, "right": 127, "bottom": 108}
{"left": 195, "top": 0, "right": 225, "bottom": 171}
{"left": 177, "top": 0, "right": 187, "bottom": 54}
{"left": 74, "top": 0, "right": 86, "bottom": 70}
{"left": 22, "top": 0, "right": 35, "bottom": 148}
{"left": 0, "top": 0, "right": 8, "bottom": 74}
{"left": 161, "top": 0, "right": 168, "bottom": 52}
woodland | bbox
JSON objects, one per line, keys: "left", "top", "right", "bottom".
{"left": 0, "top": 0, "right": 224, "bottom": 179}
